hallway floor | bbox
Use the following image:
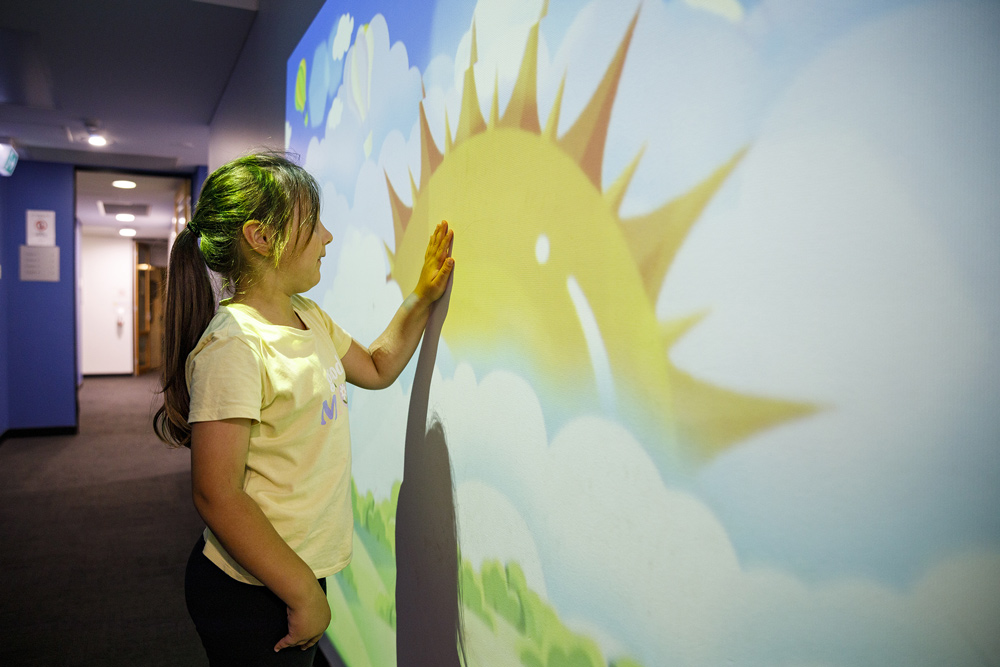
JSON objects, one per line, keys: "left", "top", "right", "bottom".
{"left": 0, "top": 374, "right": 208, "bottom": 666}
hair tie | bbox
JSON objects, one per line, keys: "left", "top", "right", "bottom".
{"left": 186, "top": 221, "right": 201, "bottom": 237}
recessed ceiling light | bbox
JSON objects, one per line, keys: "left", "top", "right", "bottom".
{"left": 116, "top": 213, "right": 135, "bottom": 222}
{"left": 84, "top": 120, "right": 107, "bottom": 147}
{"left": 119, "top": 228, "right": 137, "bottom": 237}
{"left": 112, "top": 180, "right": 136, "bottom": 189}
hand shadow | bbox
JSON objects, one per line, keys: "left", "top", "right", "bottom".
{"left": 394, "top": 260, "right": 465, "bottom": 667}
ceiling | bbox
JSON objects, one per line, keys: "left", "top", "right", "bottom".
{"left": 0, "top": 0, "right": 259, "bottom": 238}
{"left": 76, "top": 170, "right": 188, "bottom": 240}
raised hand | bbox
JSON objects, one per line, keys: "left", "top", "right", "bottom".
{"left": 413, "top": 220, "right": 455, "bottom": 303}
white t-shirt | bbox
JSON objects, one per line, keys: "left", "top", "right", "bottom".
{"left": 186, "top": 295, "right": 354, "bottom": 584}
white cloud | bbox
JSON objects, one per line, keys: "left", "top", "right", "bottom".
{"left": 685, "top": 0, "right": 745, "bottom": 22}
{"left": 911, "top": 551, "right": 1000, "bottom": 660}
{"left": 658, "top": 0, "right": 1000, "bottom": 584}
{"left": 326, "top": 97, "right": 344, "bottom": 134}
{"left": 318, "top": 228, "right": 408, "bottom": 499}
{"left": 305, "top": 13, "right": 422, "bottom": 208}
{"left": 322, "top": 227, "right": 400, "bottom": 353}
{"left": 348, "top": 378, "right": 408, "bottom": 500}
{"left": 456, "top": 479, "right": 548, "bottom": 597}
{"left": 426, "top": 363, "right": 999, "bottom": 666}
{"left": 332, "top": 14, "right": 354, "bottom": 60}
{"left": 376, "top": 125, "right": 422, "bottom": 224}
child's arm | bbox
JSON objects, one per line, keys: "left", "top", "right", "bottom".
{"left": 343, "top": 221, "right": 454, "bottom": 389}
{"left": 190, "top": 418, "right": 331, "bottom": 652}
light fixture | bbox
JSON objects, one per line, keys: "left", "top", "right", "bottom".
{"left": 84, "top": 120, "right": 107, "bottom": 147}
{"left": 116, "top": 213, "right": 135, "bottom": 222}
{"left": 137, "top": 263, "right": 152, "bottom": 271}
{"left": 119, "top": 228, "right": 137, "bottom": 237}
{"left": 112, "top": 179, "right": 136, "bottom": 189}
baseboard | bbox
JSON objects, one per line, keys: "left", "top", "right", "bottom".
{"left": 0, "top": 425, "right": 78, "bottom": 445}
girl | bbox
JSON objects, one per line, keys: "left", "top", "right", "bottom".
{"left": 154, "top": 152, "right": 454, "bottom": 666}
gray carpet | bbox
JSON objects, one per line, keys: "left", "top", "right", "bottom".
{"left": 0, "top": 374, "right": 209, "bottom": 666}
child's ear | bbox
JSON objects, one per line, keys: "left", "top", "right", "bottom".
{"left": 242, "top": 220, "right": 270, "bottom": 257}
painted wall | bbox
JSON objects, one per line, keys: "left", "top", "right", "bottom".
{"left": 286, "top": 1, "right": 1000, "bottom": 666}
{"left": 0, "top": 160, "right": 77, "bottom": 432}
{"left": 79, "top": 233, "right": 134, "bottom": 375}
{"left": 207, "top": 0, "right": 328, "bottom": 169}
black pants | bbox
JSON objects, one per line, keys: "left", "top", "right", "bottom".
{"left": 185, "top": 538, "right": 328, "bottom": 667}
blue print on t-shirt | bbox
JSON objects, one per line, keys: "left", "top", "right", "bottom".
{"left": 320, "top": 362, "right": 347, "bottom": 425}
{"left": 321, "top": 397, "right": 338, "bottom": 425}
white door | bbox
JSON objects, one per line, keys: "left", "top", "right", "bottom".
{"left": 80, "top": 233, "right": 134, "bottom": 375}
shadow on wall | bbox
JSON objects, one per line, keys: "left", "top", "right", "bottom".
{"left": 395, "top": 419, "right": 462, "bottom": 667}
{"left": 394, "top": 270, "right": 463, "bottom": 666}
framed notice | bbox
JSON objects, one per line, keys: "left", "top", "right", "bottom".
{"left": 20, "top": 245, "right": 60, "bottom": 282}
{"left": 26, "top": 210, "right": 56, "bottom": 246}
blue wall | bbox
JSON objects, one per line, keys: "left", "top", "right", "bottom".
{"left": 0, "top": 173, "right": 8, "bottom": 434}
{"left": 193, "top": 165, "right": 208, "bottom": 204}
{"left": 1, "top": 160, "right": 77, "bottom": 434}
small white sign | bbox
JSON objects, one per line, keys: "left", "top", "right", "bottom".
{"left": 26, "top": 210, "right": 56, "bottom": 246}
{"left": 20, "top": 245, "right": 60, "bottom": 282}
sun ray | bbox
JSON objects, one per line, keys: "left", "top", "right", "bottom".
{"left": 489, "top": 72, "right": 500, "bottom": 129}
{"left": 544, "top": 72, "right": 567, "bottom": 142}
{"left": 669, "top": 366, "right": 818, "bottom": 457}
{"left": 408, "top": 169, "right": 419, "bottom": 214}
{"left": 455, "top": 70, "right": 486, "bottom": 144}
{"left": 470, "top": 17, "right": 479, "bottom": 63}
{"left": 384, "top": 171, "right": 411, "bottom": 255}
{"left": 500, "top": 21, "right": 542, "bottom": 133}
{"left": 621, "top": 147, "right": 748, "bottom": 304}
{"left": 558, "top": 9, "right": 640, "bottom": 189}
{"left": 455, "top": 22, "right": 487, "bottom": 145}
{"left": 444, "top": 109, "right": 453, "bottom": 155}
{"left": 660, "top": 310, "right": 707, "bottom": 350}
{"left": 659, "top": 308, "right": 819, "bottom": 456}
{"left": 418, "top": 101, "right": 443, "bottom": 192}
{"left": 605, "top": 144, "right": 646, "bottom": 215}
{"left": 383, "top": 240, "right": 395, "bottom": 280}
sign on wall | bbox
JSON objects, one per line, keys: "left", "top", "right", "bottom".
{"left": 26, "top": 209, "right": 56, "bottom": 246}
{"left": 19, "top": 245, "right": 60, "bottom": 282}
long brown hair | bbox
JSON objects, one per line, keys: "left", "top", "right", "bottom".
{"left": 153, "top": 152, "right": 320, "bottom": 447}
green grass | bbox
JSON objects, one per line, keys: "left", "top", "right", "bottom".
{"left": 326, "top": 483, "right": 648, "bottom": 667}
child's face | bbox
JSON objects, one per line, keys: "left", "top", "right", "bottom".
{"left": 278, "top": 211, "right": 333, "bottom": 295}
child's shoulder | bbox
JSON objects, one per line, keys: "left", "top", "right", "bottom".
{"left": 211, "top": 302, "right": 256, "bottom": 334}
{"left": 195, "top": 303, "right": 267, "bottom": 353}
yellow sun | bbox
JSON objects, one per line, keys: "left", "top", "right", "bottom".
{"left": 387, "top": 3, "right": 814, "bottom": 462}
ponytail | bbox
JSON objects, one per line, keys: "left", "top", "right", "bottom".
{"left": 153, "top": 225, "right": 217, "bottom": 448}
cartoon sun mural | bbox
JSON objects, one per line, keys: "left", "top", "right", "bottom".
{"left": 386, "top": 3, "right": 815, "bottom": 463}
